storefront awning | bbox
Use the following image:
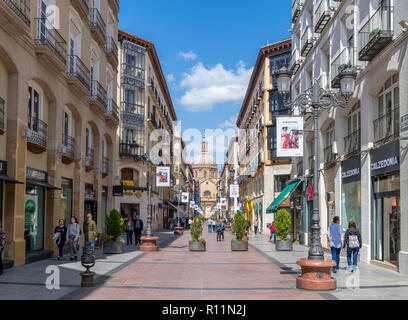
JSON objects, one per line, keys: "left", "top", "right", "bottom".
{"left": 266, "top": 180, "right": 301, "bottom": 214}
{"left": 26, "top": 179, "right": 61, "bottom": 190}
{"left": 0, "top": 174, "right": 24, "bottom": 184}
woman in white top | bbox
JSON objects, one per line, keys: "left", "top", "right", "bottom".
{"left": 66, "top": 216, "right": 80, "bottom": 261}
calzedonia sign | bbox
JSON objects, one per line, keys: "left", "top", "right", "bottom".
{"left": 371, "top": 141, "right": 400, "bottom": 176}
{"left": 342, "top": 156, "right": 361, "bottom": 184}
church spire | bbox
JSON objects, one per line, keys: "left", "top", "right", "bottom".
{"left": 201, "top": 137, "right": 208, "bottom": 153}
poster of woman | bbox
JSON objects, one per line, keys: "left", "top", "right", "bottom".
{"left": 276, "top": 116, "right": 304, "bottom": 157}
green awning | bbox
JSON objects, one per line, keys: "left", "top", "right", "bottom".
{"left": 266, "top": 180, "right": 301, "bottom": 214}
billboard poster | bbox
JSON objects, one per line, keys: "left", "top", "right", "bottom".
{"left": 181, "top": 192, "right": 189, "bottom": 203}
{"left": 190, "top": 201, "right": 195, "bottom": 208}
{"left": 276, "top": 116, "right": 304, "bottom": 157}
{"left": 220, "top": 198, "right": 227, "bottom": 206}
{"left": 230, "top": 184, "right": 239, "bottom": 198}
{"left": 156, "top": 167, "right": 170, "bottom": 187}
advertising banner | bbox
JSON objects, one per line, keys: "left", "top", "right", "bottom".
{"left": 276, "top": 116, "right": 304, "bottom": 157}
{"left": 181, "top": 192, "right": 189, "bottom": 203}
{"left": 220, "top": 198, "right": 227, "bottom": 206}
{"left": 156, "top": 166, "right": 170, "bottom": 187}
{"left": 230, "top": 184, "right": 239, "bottom": 198}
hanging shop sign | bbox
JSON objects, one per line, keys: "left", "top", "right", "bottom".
{"left": 190, "top": 201, "right": 195, "bottom": 208}
{"left": 220, "top": 198, "right": 227, "bottom": 206}
{"left": 342, "top": 156, "right": 361, "bottom": 184}
{"left": 307, "top": 186, "right": 314, "bottom": 201}
{"left": 371, "top": 141, "right": 400, "bottom": 176}
{"left": 156, "top": 166, "right": 170, "bottom": 187}
{"left": 230, "top": 184, "right": 239, "bottom": 198}
{"left": 276, "top": 116, "right": 304, "bottom": 157}
{"left": 400, "top": 113, "right": 408, "bottom": 132}
{"left": 181, "top": 192, "right": 189, "bottom": 203}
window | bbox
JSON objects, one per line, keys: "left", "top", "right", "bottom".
{"left": 275, "top": 175, "right": 290, "bottom": 192}
{"left": 204, "top": 191, "right": 211, "bottom": 197}
{"left": 204, "top": 171, "right": 207, "bottom": 179}
{"left": 121, "top": 168, "right": 133, "bottom": 180}
{"left": 28, "top": 86, "right": 42, "bottom": 131}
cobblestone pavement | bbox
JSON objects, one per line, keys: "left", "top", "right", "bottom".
{"left": 77, "top": 226, "right": 326, "bottom": 300}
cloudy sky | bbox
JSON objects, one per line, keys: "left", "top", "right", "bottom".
{"left": 119, "top": 0, "right": 291, "bottom": 164}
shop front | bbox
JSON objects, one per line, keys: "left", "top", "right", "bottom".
{"left": 0, "top": 160, "right": 23, "bottom": 226}
{"left": 84, "top": 184, "right": 97, "bottom": 224}
{"left": 341, "top": 156, "right": 361, "bottom": 230}
{"left": 61, "top": 178, "right": 73, "bottom": 228}
{"left": 371, "top": 141, "right": 400, "bottom": 267}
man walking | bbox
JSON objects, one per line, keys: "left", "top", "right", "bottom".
{"left": 327, "top": 216, "right": 344, "bottom": 273}
{"left": 134, "top": 214, "right": 144, "bottom": 245}
{"left": 83, "top": 213, "right": 98, "bottom": 249}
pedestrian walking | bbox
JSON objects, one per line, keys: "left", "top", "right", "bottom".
{"left": 212, "top": 218, "right": 216, "bottom": 232}
{"left": 215, "top": 220, "right": 223, "bottom": 242}
{"left": 269, "top": 222, "right": 276, "bottom": 243}
{"left": 207, "top": 218, "right": 212, "bottom": 233}
{"left": 125, "top": 217, "right": 134, "bottom": 245}
{"left": 327, "top": 216, "right": 344, "bottom": 273}
{"left": 188, "top": 218, "right": 193, "bottom": 230}
{"left": 169, "top": 219, "right": 174, "bottom": 231}
{"left": 66, "top": 216, "right": 80, "bottom": 261}
{"left": 0, "top": 221, "right": 5, "bottom": 275}
{"left": 343, "top": 220, "right": 362, "bottom": 273}
{"left": 254, "top": 218, "right": 259, "bottom": 235}
{"left": 54, "top": 219, "right": 67, "bottom": 261}
{"left": 134, "top": 214, "right": 144, "bottom": 245}
{"left": 246, "top": 219, "right": 251, "bottom": 233}
{"left": 220, "top": 219, "right": 225, "bottom": 241}
{"left": 182, "top": 217, "right": 186, "bottom": 230}
{"left": 83, "top": 213, "right": 98, "bottom": 249}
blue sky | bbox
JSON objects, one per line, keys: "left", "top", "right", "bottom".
{"left": 119, "top": 0, "right": 291, "bottom": 163}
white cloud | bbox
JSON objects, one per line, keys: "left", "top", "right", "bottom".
{"left": 179, "top": 50, "right": 197, "bottom": 61}
{"left": 219, "top": 115, "right": 238, "bottom": 129}
{"left": 179, "top": 61, "right": 253, "bottom": 112}
{"left": 167, "top": 74, "right": 175, "bottom": 82}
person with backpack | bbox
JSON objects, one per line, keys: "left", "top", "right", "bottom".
{"left": 54, "top": 219, "right": 67, "bottom": 261}
{"left": 327, "top": 216, "right": 344, "bottom": 273}
{"left": 343, "top": 220, "right": 362, "bottom": 273}
{"left": 215, "top": 220, "right": 223, "bottom": 242}
{"left": 125, "top": 217, "right": 134, "bottom": 245}
{"left": 66, "top": 216, "right": 80, "bottom": 261}
{"left": 0, "top": 221, "right": 6, "bottom": 275}
{"left": 269, "top": 222, "right": 276, "bottom": 243}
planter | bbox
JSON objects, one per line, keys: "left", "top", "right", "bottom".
{"left": 231, "top": 240, "right": 248, "bottom": 251}
{"left": 103, "top": 242, "right": 124, "bottom": 254}
{"left": 275, "top": 240, "right": 293, "bottom": 251}
{"left": 224, "top": 225, "right": 232, "bottom": 232}
{"left": 189, "top": 241, "right": 206, "bottom": 252}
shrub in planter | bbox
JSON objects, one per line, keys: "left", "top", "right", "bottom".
{"left": 231, "top": 211, "right": 248, "bottom": 251}
{"left": 274, "top": 209, "right": 293, "bottom": 251}
{"left": 189, "top": 215, "right": 206, "bottom": 251}
{"left": 103, "top": 209, "right": 124, "bottom": 254}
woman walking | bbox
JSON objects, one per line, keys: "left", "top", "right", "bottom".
{"left": 269, "top": 222, "right": 276, "bottom": 243}
{"left": 207, "top": 218, "right": 212, "bottom": 233}
{"left": 343, "top": 221, "right": 362, "bottom": 272}
{"left": 54, "top": 219, "right": 67, "bottom": 261}
{"left": 215, "top": 220, "right": 222, "bottom": 242}
{"left": 254, "top": 218, "right": 259, "bottom": 235}
{"left": 66, "top": 216, "right": 80, "bottom": 261}
{"left": 125, "top": 217, "right": 134, "bottom": 245}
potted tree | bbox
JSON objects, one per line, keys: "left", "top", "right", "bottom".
{"left": 231, "top": 211, "right": 248, "bottom": 251}
{"left": 103, "top": 209, "right": 125, "bottom": 254}
{"left": 275, "top": 209, "right": 293, "bottom": 251}
{"left": 189, "top": 215, "right": 206, "bottom": 251}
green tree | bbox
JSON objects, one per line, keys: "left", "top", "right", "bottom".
{"left": 190, "top": 215, "right": 205, "bottom": 243}
{"left": 275, "top": 209, "right": 291, "bottom": 241}
{"left": 232, "top": 211, "right": 247, "bottom": 241}
{"left": 105, "top": 209, "right": 124, "bottom": 243}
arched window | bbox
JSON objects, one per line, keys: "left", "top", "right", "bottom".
{"left": 204, "top": 191, "right": 211, "bottom": 197}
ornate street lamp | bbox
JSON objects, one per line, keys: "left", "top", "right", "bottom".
{"left": 275, "top": 66, "right": 357, "bottom": 291}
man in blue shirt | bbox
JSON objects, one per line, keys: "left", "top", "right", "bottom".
{"left": 327, "top": 216, "right": 344, "bottom": 273}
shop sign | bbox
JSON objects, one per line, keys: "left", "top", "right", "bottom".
{"left": 181, "top": 192, "right": 189, "bottom": 203}
{"left": 342, "top": 156, "right": 361, "bottom": 184}
{"left": 26, "top": 167, "right": 47, "bottom": 182}
{"left": 113, "top": 185, "right": 123, "bottom": 197}
{"left": 371, "top": 142, "right": 400, "bottom": 176}
{"left": 401, "top": 113, "right": 408, "bottom": 132}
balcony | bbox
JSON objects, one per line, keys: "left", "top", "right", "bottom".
{"left": 67, "top": 55, "right": 91, "bottom": 95}
{"left": 102, "top": 157, "right": 109, "bottom": 176}
{"left": 324, "top": 145, "right": 335, "bottom": 165}
{"left": 314, "top": 0, "right": 332, "bottom": 33}
{"left": 70, "top": 0, "right": 89, "bottom": 20}
{"left": 27, "top": 118, "right": 47, "bottom": 154}
{"left": 61, "top": 134, "right": 75, "bottom": 164}
{"left": 106, "top": 37, "right": 119, "bottom": 68}
{"left": 301, "top": 28, "right": 315, "bottom": 57}
{"left": 90, "top": 8, "right": 106, "bottom": 47}
{"left": 119, "top": 143, "right": 143, "bottom": 159}
{"left": 108, "top": 0, "right": 119, "bottom": 14}
{"left": 105, "top": 99, "right": 119, "bottom": 125}
{"left": 121, "top": 63, "right": 145, "bottom": 82}
{"left": 373, "top": 105, "right": 400, "bottom": 143}
{"left": 0, "top": 97, "right": 4, "bottom": 135}
{"left": 90, "top": 80, "right": 107, "bottom": 113}
{"left": 289, "top": 51, "right": 304, "bottom": 75}
{"left": 84, "top": 148, "right": 94, "bottom": 171}
{"left": 344, "top": 129, "right": 361, "bottom": 155}
{"left": 0, "top": 0, "right": 30, "bottom": 35}
{"left": 331, "top": 47, "right": 355, "bottom": 89}
{"left": 120, "top": 102, "right": 144, "bottom": 126}
{"left": 292, "top": 0, "right": 303, "bottom": 24}
{"left": 35, "top": 18, "right": 67, "bottom": 71}
{"left": 358, "top": 5, "right": 393, "bottom": 61}
{"left": 148, "top": 115, "right": 158, "bottom": 130}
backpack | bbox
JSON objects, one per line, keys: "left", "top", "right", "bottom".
{"left": 348, "top": 234, "right": 360, "bottom": 248}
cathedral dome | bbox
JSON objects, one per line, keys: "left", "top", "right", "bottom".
{"left": 193, "top": 139, "right": 216, "bottom": 165}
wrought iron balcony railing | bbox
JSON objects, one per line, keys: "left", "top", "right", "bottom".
{"left": 119, "top": 142, "right": 144, "bottom": 158}
{"left": 289, "top": 51, "right": 303, "bottom": 75}
{"left": 2, "top": 0, "right": 31, "bottom": 26}
{"left": 102, "top": 156, "right": 109, "bottom": 174}
{"left": 301, "top": 28, "right": 314, "bottom": 57}
{"left": 85, "top": 147, "right": 94, "bottom": 168}
{"left": 28, "top": 118, "right": 48, "bottom": 148}
{"left": 35, "top": 17, "right": 67, "bottom": 64}
{"left": 121, "top": 63, "right": 145, "bottom": 81}
{"left": 292, "top": 0, "right": 303, "bottom": 24}
{"left": 120, "top": 102, "right": 144, "bottom": 117}
{"left": 324, "top": 145, "right": 335, "bottom": 164}
{"left": 358, "top": 5, "right": 393, "bottom": 61}
{"left": 62, "top": 134, "right": 75, "bottom": 159}
{"left": 107, "top": 99, "right": 119, "bottom": 122}
{"left": 344, "top": 129, "right": 361, "bottom": 155}
{"left": 331, "top": 47, "right": 355, "bottom": 89}
{"left": 68, "top": 55, "right": 91, "bottom": 90}
{"left": 107, "top": 36, "right": 118, "bottom": 65}
{"left": 314, "top": 0, "right": 332, "bottom": 33}
{"left": 90, "top": 8, "right": 106, "bottom": 43}
{"left": 373, "top": 105, "right": 400, "bottom": 142}
{"left": 90, "top": 80, "right": 107, "bottom": 109}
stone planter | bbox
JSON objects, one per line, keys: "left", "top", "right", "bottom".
{"left": 103, "top": 242, "right": 124, "bottom": 254}
{"left": 276, "top": 240, "right": 293, "bottom": 251}
{"left": 189, "top": 241, "right": 206, "bottom": 252}
{"left": 231, "top": 240, "right": 248, "bottom": 251}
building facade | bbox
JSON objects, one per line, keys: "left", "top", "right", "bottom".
{"left": 290, "top": 0, "right": 408, "bottom": 273}
{"left": 236, "top": 39, "right": 292, "bottom": 234}
{"left": 0, "top": 0, "right": 119, "bottom": 266}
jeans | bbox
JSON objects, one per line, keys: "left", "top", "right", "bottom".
{"left": 68, "top": 236, "right": 79, "bottom": 258}
{"left": 57, "top": 237, "right": 66, "bottom": 258}
{"left": 220, "top": 231, "right": 224, "bottom": 241}
{"left": 85, "top": 241, "right": 95, "bottom": 248}
{"left": 331, "top": 247, "right": 341, "bottom": 270}
{"left": 347, "top": 247, "right": 359, "bottom": 270}
{"left": 126, "top": 231, "right": 133, "bottom": 245}
{"left": 269, "top": 232, "right": 276, "bottom": 242}
{"left": 134, "top": 229, "right": 142, "bottom": 245}
{"left": 208, "top": 224, "right": 212, "bottom": 232}
{"left": 212, "top": 225, "right": 216, "bottom": 232}
{"left": 216, "top": 230, "right": 222, "bottom": 241}
{"left": 254, "top": 226, "right": 258, "bottom": 235}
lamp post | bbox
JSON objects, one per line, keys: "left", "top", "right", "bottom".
{"left": 174, "top": 184, "right": 184, "bottom": 235}
{"left": 275, "top": 66, "right": 356, "bottom": 291}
